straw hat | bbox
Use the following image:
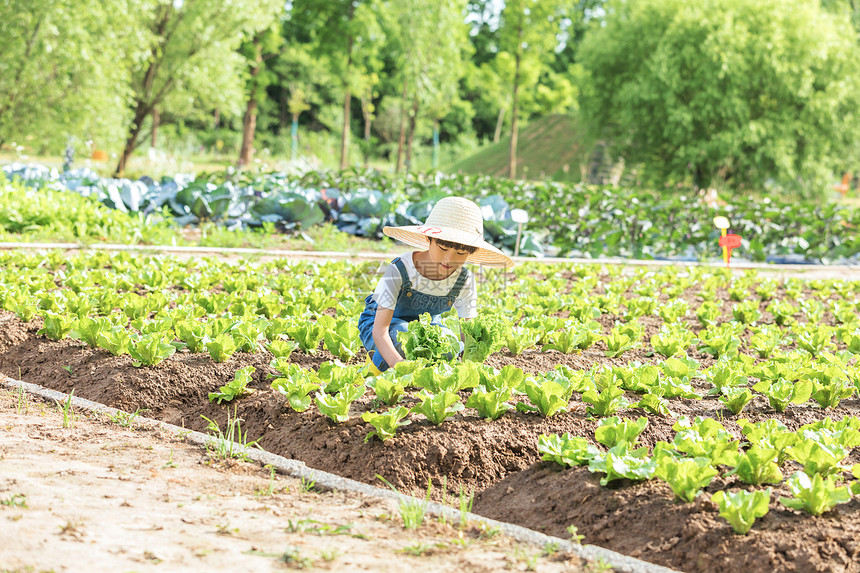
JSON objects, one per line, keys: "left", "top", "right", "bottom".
{"left": 382, "top": 197, "right": 514, "bottom": 268}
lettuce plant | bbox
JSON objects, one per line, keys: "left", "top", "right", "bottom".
{"left": 737, "top": 419, "right": 798, "bottom": 465}
{"left": 604, "top": 321, "right": 643, "bottom": 358}
{"left": 752, "top": 378, "right": 813, "bottom": 413}
{"left": 316, "top": 361, "right": 364, "bottom": 393}
{"left": 411, "top": 390, "right": 464, "bottom": 425}
{"left": 624, "top": 296, "right": 656, "bottom": 321}
{"left": 650, "top": 324, "right": 697, "bottom": 357}
{"left": 748, "top": 324, "right": 782, "bottom": 358}
{"left": 205, "top": 333, "right": 237, "bottom": 363}
{"left": 697, "top": 323, "right": 741, "bottom": 359}
{"left": 655, "top": 456, "right": 717, "bottom": 502}
{"left": 766, "top": 300, "right": 797, "bottom": 326}
{"left": 779, "top": 472, "right": 851, "bottom": 515}
{"left": 656, "top": 299, "right": 689, "bottom": 324}
{"left": 594, "top": 416, "right": 647, "bottom": 449}
{"left": 36, "top": 311, "right": 76, "bottom": 341}
{"left": 129, "top": 332, "right": 176, "bottom": 367}
{"left": 787, "top": 431, "right": 851, "bottom": 477}
{"left": 582, "top": 379, "right": 629, "bottom": 418}
{"left": 588, "top": 445, "right": 656, "bottom": 486}
{"left": 70, "top": 316, "right": 113, "bottom": 348}
{"left": 634, "top": 391, "right": 675, "bottom": 417}
{"left": 412, "top": 362, "right": 480, "bottom": 393}
{"left": 315, "top": 384, "right": 366, "bottom": 423}
{"left": 267, "top": 338, "right": 299, "bottom": 359}
{"left": 465, "top": 386, "right": 514, "bottom": 420}
{"left": 230, "top": 319, "right": 265, "bottom": 353}
{"left": 799, "top": 298, "right": 825, "bottom": 323}
{"left": 538, "top": 433, "right": 601, "bottom": 468}
{"left": 209, "top": 365, "right": 256, "bottom": 404}
{"left": 286, "top": 318, "right": 328, "bottom": 354}
{"left": 792, "top": 323, "right": 835, "bottom": 357}
{"left": 97, "top": 326, "right": 132, "bottom": 356}
{"left": 362, "top": 406, "right": 411, "bottom": 442}
{"left": 695, "top": 301, "right": 721, "bottom": 328}
{"left": 718, "top": 387, "right": 753, "bottom": 415}
{"left": 504, "top": 326, "right": 540, "bottom": 355}
{"left": 731, "top": 300, "right": 761, "bottom": 326}
{"left": 671, "top": 417, "right": 739, "bottom": 467}
{"left": 711, "top": 488, "right": 771, "bottom": 535}
{"left": 732, "top": 446, "right": 783, "bottom": 485}
{"left": 323, "top": 319, "right": 361, "bottom": 362}
{"left": 520, "top": 379, "right": 570, "bottom": 417}
{"left": 271, "top": 364, "right": 321, "bottom": 412}
{"left": 175, "top": 320, "right": 208, "bottom": 353}
{"left": 479, "top": 364, "right": 526, "bottom": 393}
{"left": 397, "top": 313, "right": 460, "bottom": 363}
{"left": 367, "top": 372, "right": 406, "bottom": 406}
{"left": 460, "top": 315, "right": 507, "bottom": 362}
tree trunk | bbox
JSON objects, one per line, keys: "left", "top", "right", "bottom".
{"left": 405, "top": 97, "right": 419, "bottom": 172}
{"left": 395, "top": 78, "right": 408, "bottom": 173}
{"left": 361, "top": 92, "right": 372, "bottom": 168}
{"left": 115, "top": 99, "right": 148, "bottom": 176}
{"left": 238, "top": 40, "right": 263, "bottom": 168}
{"left": 493, "top": 107, "right": 505, "bottom": 144}
{"left": 151, "top": 108, "right": 159, "bottom": 148}
{"left": 509, "top": 50, "right": 521, "bottom": 178}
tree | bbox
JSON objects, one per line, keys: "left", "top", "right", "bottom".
{"left": 498, "top": 0, "right": 569, "bottom": 178}
{"left": 579, "top": 0, "right": 860, "bottom": 195}
{"left": 115, "top": 0, "right": 280, "bottom": 175}
{"left": 238, "top": 24, "right": 283, "bottom": 167}
{"left": 0, "top": 0, "right": 132, "bottom": 153}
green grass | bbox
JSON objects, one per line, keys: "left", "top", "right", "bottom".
{"left": 451, "top": 114, "right": 593, "bottom": 182}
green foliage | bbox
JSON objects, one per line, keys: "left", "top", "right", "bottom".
{"left": 209, "top": 365, "right": 256, "bottom": 404}
{"left": 270, "top": 363, "right": 320, "bottom": 412}
{"left": 465, "top": 386, "right": 514, "bottom": 420}
{"left": 779, "top": 472, "right": 851, "bottom": 515}
{"left": 129, "top": 332, "right": 176, "bottom": 367}
{"left": 538, "top": 433, "right": 602, "bottom": 468}
{"left": 732, "top": 446, "right": 783, "bottom": 486}
{"left": 397, "top": 313, "right": 460, "bottom": 363}
{"left": 205, "top": 333, "right": 238, "bottom": 363}
{"left": 411, "top": 391, "right": 464, "bottom": 425}
{"left": 520, "top": 378, "right": 571, "bottom": 417}
{"left": 594, "top": 416, "right": 647, "bottom": 449}
{"left": 579, "top": 0, "right": 860, "bottom": 194}
{"left": 697, "top": 323, "right": 741, "bottom": 359}
{"left": 711, "top": 489, "right": 771, "bottom": 535}
{"left": 460, "top": 315, "right": 507, "bottom": 363}
{"left": 650, "top": 324, "right": 697, "bottom": 358}
{"left": 588, "top": 445, "right": 657, "bottom": 486}
{"left": 315, "top": 384, "right": 366, "bottom": 423}
{"left": 655, "top": 457, "right": 718, "bottom": 503}
{"left": 362, "top": 406, "right": 412, "bottom": 443}
{"left": 504, "top": 326, "right": 541, "bottom": 355}
{"left": 718, "top": 387, "right": 753, "bottom": 416}
{"left": 36, "top": 312, "right": 76, "bottom": 341}
{"left": 752, "top": 378, "right": 813, "bottom": 413}
{"left": 70, "top": 316, "right": 113, "bottom": 348}
{"left": 367, "top": 372, "right": 406, "bottom": 406}
{"left": 604, "top": 321, "right": 643, "bottom": 358}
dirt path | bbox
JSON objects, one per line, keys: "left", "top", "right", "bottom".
{"left": 0, "top": 390, "right": 587, "bottom": 573}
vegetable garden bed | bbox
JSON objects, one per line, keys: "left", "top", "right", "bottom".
{"left": 1, "top": 249, "right": 860, "bottom": 572}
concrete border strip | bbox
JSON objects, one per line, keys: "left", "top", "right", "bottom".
{"left": 2, "top": 374, "right": 679, "bottom": 573}
{"left": 1, "top": 240, "right": 858, "bottom": 273}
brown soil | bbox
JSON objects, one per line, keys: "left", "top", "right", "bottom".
{"left": 3, "top": 300, "right": 860, "bottom": 573}
{"left": 0, "top": 389, "right": 585, "bottom": 573}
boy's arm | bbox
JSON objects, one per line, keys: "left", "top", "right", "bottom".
{"left": 371, "top": 307, "right": 404, "bottom": 369}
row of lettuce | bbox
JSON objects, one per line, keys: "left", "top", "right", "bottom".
{"left": 3, "top": 163, "right": 859, "bottom": 263}
{"left": 3, "top": 249, "right": 860, "bottom": 534}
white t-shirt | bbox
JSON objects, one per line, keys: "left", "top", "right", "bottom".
{"left": 371, "top": 252, "right": 477, "bottom": 319}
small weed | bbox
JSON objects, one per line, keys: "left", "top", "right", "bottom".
{"left": 56, "top": 390, "right": 75, "bottom": 429}
{"left": 1, "top": 494, "right": 28, "bottom": 508}
{"left": 162, "top": 449, "right": 177, "bottom": 469}
{"left": 542, "top": 541, "right": 561, "bottom": 557}
{"left": 215, "top": 523, "right": 239, "bottom": 536}
{"left": 299, "top": 476, "right": 316, "bottom": 493}
{"left": 201, "top": 406, "right": 262, "bottom": 461}
{"left": 377, "top": 474, "right": 430, "bottom": 530}
{"left": 108, "top": 408, "right": 146, "bottom": 428}
{"left": 588, "top": 557, "right": 614, "bottom": 572}
{"left": 319, "top": 548, "right": 341, "bottom": 562}
{"left": 477, "top": 523, "right": 501, "bottom": 540}
{"left": 399, "top": 542, "right": 440, "bottom": 556}
{"left": 286, "top": 518, "right": 368, "bottom": 539}
{"left": 15, "top": 385, "right": 28, "bottom": 414}
{"left": 458, "top": 485, "right": 475, "bottom": 529}
{"left": 255, "top": 465, "right": 277, "bottom": 497}
{"left": 279, "top": 546, "right": 314, "bottom": 568}
{"left": 510, "top": 546, "right": 540, "bottom": 571}
{"left": 61, "top": 365, "right": 73, "bottom": 375}
{"left": 567, "top": 524, "right": 585, "bottom": 545}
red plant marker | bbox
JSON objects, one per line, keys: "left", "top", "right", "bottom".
{"left": 718, "top": 234, "right": 743, "bottom": 268}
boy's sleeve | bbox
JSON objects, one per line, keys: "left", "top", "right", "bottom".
{"left": 453, "top": 271, "right": 478, "bottom": 319}
{"left": 371, "top": 263, "right": 402, "bottom": 310}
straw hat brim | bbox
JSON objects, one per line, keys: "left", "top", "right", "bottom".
{"left": 383, "top": 225, "right": 514, "bottom": 268}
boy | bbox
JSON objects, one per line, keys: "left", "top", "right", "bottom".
{"left": 358, "top": 196, "right": 514, "bottom": 373}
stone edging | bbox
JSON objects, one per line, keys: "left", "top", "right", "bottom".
{"left": 2, "top": 374, "right": 680, "bottom": 573}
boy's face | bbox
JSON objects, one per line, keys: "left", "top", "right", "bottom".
{"left": 425, "top": 239, "right": 471, "bottom": 278}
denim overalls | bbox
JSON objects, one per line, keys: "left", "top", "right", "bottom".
{"left": 358, "top": 256, "right": 469, "bottom": 372}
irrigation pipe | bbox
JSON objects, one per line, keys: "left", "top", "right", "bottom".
{"left": 1, "top": 241, "right": 858, "bottom": 276}
{"left": 2, "top": 373, "right": 679, "bottom": 573}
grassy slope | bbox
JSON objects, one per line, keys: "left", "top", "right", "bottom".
{"left": 449, "top": 114, "right": 589, "bottom": 182}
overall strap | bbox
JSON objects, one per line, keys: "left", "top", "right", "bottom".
{"left": 446, "top": 267, "right": 470, "bottom": 302}
{"left": 392, "top": 257, "right": 412, "bottom": 290}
